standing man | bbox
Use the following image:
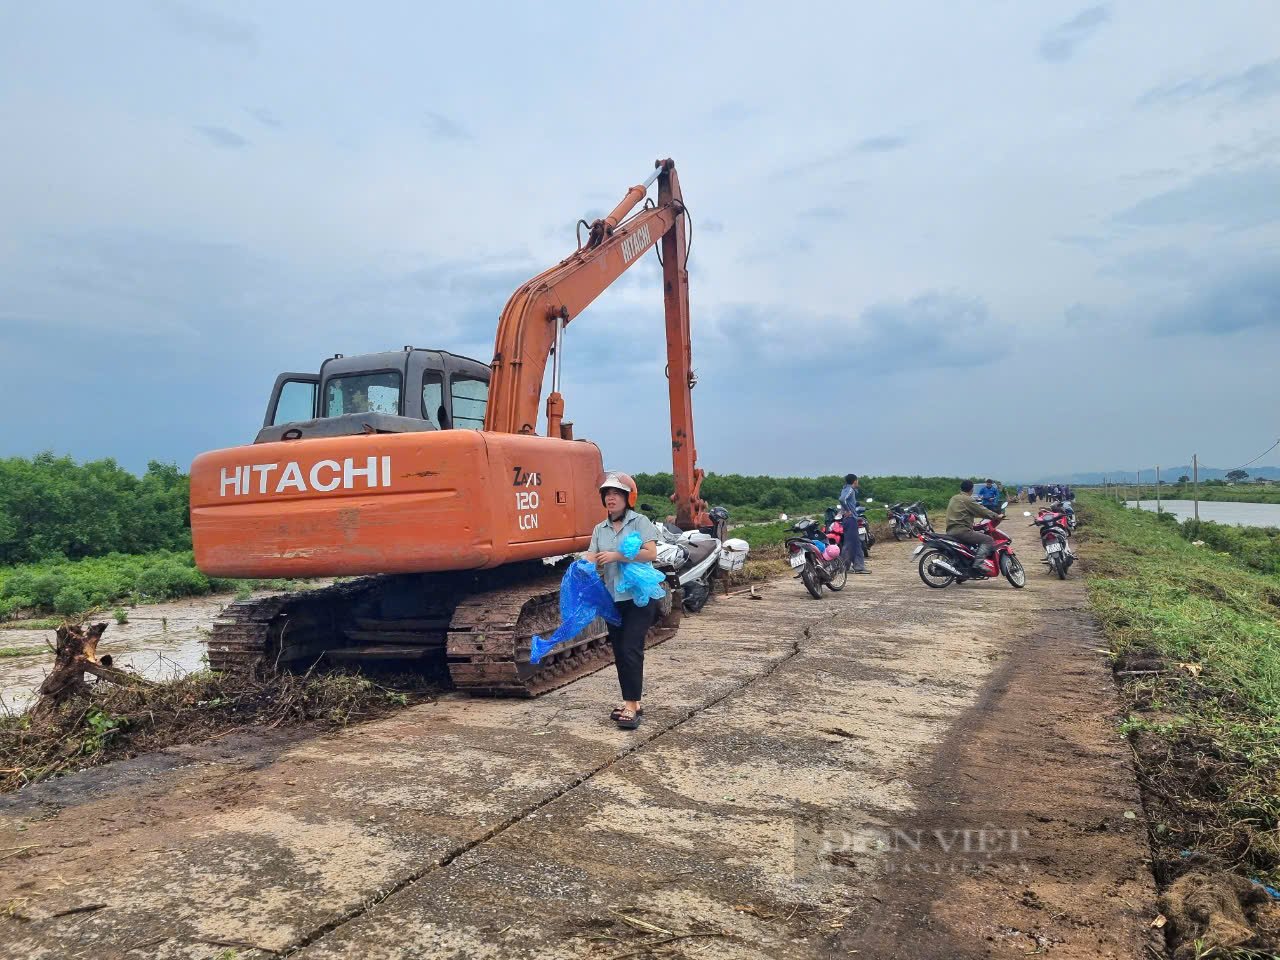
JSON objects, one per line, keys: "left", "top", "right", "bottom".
{"left": 976, "top": 478, "right": 1001, "bottom": 511}
{"left": 838, "top": 473, "right": 869, "bottom": 575}
{"left": 946, "top": 479, "right": 1004, "bottom": 573}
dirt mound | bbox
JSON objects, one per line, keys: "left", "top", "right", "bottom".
{"left": 1161, "top": 867, "right": 1276, "bottom": 958}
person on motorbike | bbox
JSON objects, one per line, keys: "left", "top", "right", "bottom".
{"left": 946, "top": 479, "right": 1004, "bottom": 573}
{"left": 838, "top": 473, "right": 869, "bottom": 575}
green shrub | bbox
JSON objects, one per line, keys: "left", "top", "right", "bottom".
{"left": 113, "top": 607, "right": 129, "bottom": 625}
{"left": 0, "top": 569, "right": 37, "bottom": 600}
{"left": 30, "top": 572, "right": 68, "bottom": 608}
{"left": 137, "top": 563, "right": 209, "bottom": 599}
{"left": 53, "top": 585, "right": 89, "bottom": 616}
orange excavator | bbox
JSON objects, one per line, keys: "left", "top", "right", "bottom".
{"left": 190, "top": 158, "right": 713, "bottom": 696}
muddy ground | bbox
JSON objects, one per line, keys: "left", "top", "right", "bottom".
{"left": 0, "top": 537, "right": 1159, "bottom": 959}
{"left": 0, "top": 590, "right": 299, "bottom": 714}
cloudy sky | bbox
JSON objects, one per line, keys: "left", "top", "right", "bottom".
{"left": 1, "top": 1, "right": 1277, "bottom": 480}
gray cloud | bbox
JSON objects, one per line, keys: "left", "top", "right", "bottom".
{"left": 860, "top": 293, "right": 1003, "bottom": 369}
{"left": 152, "top": 0, "right": 257, "bottom": 54}
{"left": 799, "top": 206, "right": 846, "bottom": 222}
{"left": 1137, "top": 57, "right": 1280, "bottom": 108}
{"left": 246, "top": 107, "right": 282, "bottom": 129}
{"left": 1099, "top": 245, "right": 1203, "bottom": 280}
{"left": 1113, "top": 165, "right": 1280, "bottom": 229}
{"left": 1055, "top": 233, "right": 1110, "bottom": 253}
{"left": 1154, "top": 261, "right": 1280, "bottom": 336}
{"left": 706, "top": 101, "right": 758, "bottom": 126}
{"left": 705, "top": 292, "right": 1001, "bottom": 376}
{"left": 423, "top": 111, "right": 471, "bottom": 141}
{"left": 856, "top": 134, "right": 909, "bottom": 153}
{"left": 195, "top": 125, "right": 249, "bottom": 149}
{"left": 1039, "top": 5, "right": 1110, "bottom": 62}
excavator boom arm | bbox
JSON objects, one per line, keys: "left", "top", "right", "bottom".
{"left": 485, "top": 158, "right": 707, "bottom": 528}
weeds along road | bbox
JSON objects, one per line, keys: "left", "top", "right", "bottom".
{"left": 0, "top": 533, "right": 1158, "bottom": 959}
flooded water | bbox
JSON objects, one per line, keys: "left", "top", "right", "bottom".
{"left": 0, "top": 592, "right": 263, "bottom": 714}
{"left": 1125, "top": 499, "right": 1280, "bottom": 528}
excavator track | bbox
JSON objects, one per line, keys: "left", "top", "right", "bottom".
{"left": 206, "top": 564, "right": 680, "bottom": 697}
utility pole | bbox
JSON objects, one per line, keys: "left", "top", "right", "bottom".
{"left": 1193, "top": 454, "right": 1199, "bottom": 523}
{"left": 1156, "top": 465, "right": 1161, "bottom": 514}
{"left": 1136, "top": 470, "right": 1141, "bottom": 509}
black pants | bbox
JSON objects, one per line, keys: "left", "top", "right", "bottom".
{"left": 608, "top": 599, "right": 655, "bottom": 701}
{"left": 950, "top": 529, "right": 994, "bottom": 556}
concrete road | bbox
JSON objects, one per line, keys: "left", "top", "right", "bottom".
{"left": 0, "top": 535, "right": 1157, "bottom": 959}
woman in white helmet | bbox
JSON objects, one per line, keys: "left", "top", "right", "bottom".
{"left": 585, "top": 471, "right": 660, "bottom": 729}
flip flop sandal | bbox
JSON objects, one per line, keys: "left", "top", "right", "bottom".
{"left": 610, "top": 705, "right": 644, "bottom": 721}
{"left": 615, "top": 710, "right": 642, "bottom": 730}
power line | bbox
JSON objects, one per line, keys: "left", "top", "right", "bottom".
{"left": 1235, "top": 437, "right": 1280, "bottom": 471}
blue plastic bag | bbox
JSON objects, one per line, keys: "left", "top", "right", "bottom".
{"left": 615, "top": 532, "right": 665, "bottom": 606}
{"left": 529, "top": 559, "right": 621, "bottom": 664}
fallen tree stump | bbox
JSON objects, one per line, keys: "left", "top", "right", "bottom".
{"left": 34, "top": 622, "right": 153, "bottom": 715}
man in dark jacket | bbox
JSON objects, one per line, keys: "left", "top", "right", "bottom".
{"left": 946, "top": 479, "right": 1003, "bottom": 571}
{"left": 838, "top": 473, "right": 869, "bottom": 574}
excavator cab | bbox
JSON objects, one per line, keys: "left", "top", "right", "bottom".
{"left": 255, "top": 347, "right": 491, "bottom": 444}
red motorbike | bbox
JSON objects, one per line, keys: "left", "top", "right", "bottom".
{"left": 1027, "top": 506, "right": 1074, "bottom": 579}
{"left": 913, "top": 504, "right": 1026, "bottom": 589}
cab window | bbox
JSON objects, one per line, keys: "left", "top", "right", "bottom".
{"left": 450, "top": 375, "right": 488, "bottom": 430}
{"left": 273, "top": 380, "right": 317, "bottom": 425}
{"left": 325, "top": 371, "right": 401, "bottom": 416}
{"left": 421, "top": 371, "right": 445, "bottom": 427}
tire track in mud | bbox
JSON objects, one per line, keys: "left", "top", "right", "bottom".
{"left": 281, "top": 607, "right": 841, "bottom": 956}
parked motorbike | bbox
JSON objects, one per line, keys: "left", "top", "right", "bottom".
{"left": 786, "top": 518, "right": 848, "bottom": 600}
{"left": 912, "top": 502, "right": 1026, "bottom": 589}
{"left": 1057, "top": 500, "right": 1077, "bottom": 532}
{"left": 888, "top": 501, "right": 934, "bottom": 540}
{"left": 822, "top": 502, "right": 875, "bottom": 556}
{"left": 1026, "top": 506, "right": 1074, "bottom": 579}
{"left": 641, "top": 504, "right": 735, "bottom": 613}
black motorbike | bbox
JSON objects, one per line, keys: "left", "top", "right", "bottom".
{"left": 786, "top": 518, "right": 848, "bottom": 600}
{"left": 888, "top": 501, "right": 934, "bottom": 540}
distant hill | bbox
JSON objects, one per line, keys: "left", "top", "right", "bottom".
{"left": 1021, "top": 465, "right": 1280, "bottom": 485}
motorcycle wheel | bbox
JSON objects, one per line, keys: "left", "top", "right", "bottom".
{"left": 801, "top": 563, "right": 824, "bottom": 600}
{"left": 683, "top": 579, "right": 712, "bottom": 612}
{"left": 1050, "top": 552, "right": 1067, "bottom": 580}
{"left": 893, "top": 525, "right": 907, "bottom": 542}
{"left": 1001, "top": 554, "right": 1027, "bottom": 588}
{"left": 918, "top": 550, "right": 955, "bottom": 588}
{"left": 826, "top": 561, "right": 848, "bottom": 592}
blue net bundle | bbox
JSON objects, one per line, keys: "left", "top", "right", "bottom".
{"left": 615, "top": 532, "right": 666, "bottom": 606}
{"left": 529, "top": 559, "right": 621, "bottom": 664}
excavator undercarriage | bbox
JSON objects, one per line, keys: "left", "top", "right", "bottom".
{"left": 207, "top": 566, "right": 680, "bottom": 697}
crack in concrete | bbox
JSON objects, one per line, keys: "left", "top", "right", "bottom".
{"left": 281, "top": 602, "right": 841, "bottom": 956}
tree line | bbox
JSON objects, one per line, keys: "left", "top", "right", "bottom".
{"left": 634, "top": 473, "right": 978, "bottom": 516}
{"left": 0, "top": 454, "right": 190, "bottom": 566}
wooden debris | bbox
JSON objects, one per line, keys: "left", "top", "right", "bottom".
{"left": 34, "top": 622, "right": 152, "bottom": 715}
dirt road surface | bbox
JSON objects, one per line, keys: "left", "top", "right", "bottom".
{"left": 0, "top": 536, "right": 1159, "bottom": 959}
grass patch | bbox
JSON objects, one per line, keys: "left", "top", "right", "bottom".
{"left": 0, "top": 668, "right": 440, "bottom": 793}
{"left": 0, "top": 550, "right": 316, "bottom": 621}
{"left": 0, "top": 645, "right": 46, "bottom": 659}
{"left": 1, "top": 618, "right": 60, "bottom": 631}
{"left": 1079, "top": 494, "right": 1280, "bottom": 896}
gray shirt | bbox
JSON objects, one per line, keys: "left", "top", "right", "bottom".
{"left": 587, "top": 509, "right": 660, "bottom": 601}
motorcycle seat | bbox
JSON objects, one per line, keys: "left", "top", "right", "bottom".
{"left": 680, "top": 538, "right": 717, "bottom": 568}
